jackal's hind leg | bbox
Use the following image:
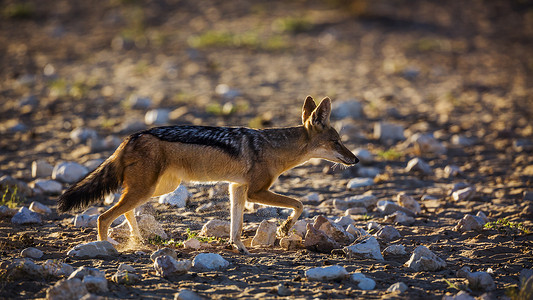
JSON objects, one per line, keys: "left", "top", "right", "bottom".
{"left": 248, "top": 190, "right": 303, "bottom": 237}
{"left": 229, "top": 183, "right": 249, "bottom": 254}
{"left": 124, "top": 210, "right": 142, "bottom": 241}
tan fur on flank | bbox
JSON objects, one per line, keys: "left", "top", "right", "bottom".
{"left": 58, "top": 96, "right": 359, "bottom": 254}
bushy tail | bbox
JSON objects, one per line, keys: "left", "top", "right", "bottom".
{"left": 57, "top": 155, "right": 124, "bottom": 213}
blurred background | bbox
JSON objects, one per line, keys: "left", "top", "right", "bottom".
{"left": 0, "top": 0, "right": 532, "bottom": 177}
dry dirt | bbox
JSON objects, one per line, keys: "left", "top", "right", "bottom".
{"left": 1, "top": 0, "right": 532, "bottom": 299}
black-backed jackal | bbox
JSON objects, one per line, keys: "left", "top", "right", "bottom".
{"left": 58, "top": 96, "right": 359, "bottom": 254}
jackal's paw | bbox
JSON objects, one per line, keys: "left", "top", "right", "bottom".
{"left": 230, "top": 240, "right": 250, "bottom": 255}
{"left": 277, "top": 220, "right": 292, "bottom": 237}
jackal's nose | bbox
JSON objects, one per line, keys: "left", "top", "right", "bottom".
{"left": 352, "top": 156, "right": 360, "bottom": 165}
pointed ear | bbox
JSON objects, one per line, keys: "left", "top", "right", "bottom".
{"left": 302, "top": 95, "right": 317, "bottom": 124}
{"left": 310, "top": 97, "right": 331, "bottom": 127}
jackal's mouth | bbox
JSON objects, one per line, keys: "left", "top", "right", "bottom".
{"left": 339, "top": 155, "right": 359, "bottom": 165}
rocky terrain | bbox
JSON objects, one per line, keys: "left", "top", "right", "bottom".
{"left": 1, "top": 0, "right": 532, "bottom": 299}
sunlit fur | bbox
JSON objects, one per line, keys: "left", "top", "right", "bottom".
{"left": 57, "top": 96, "right": 359, "bottom": 254}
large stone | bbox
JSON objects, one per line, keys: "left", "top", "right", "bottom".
{"left": 305, "top": 265, "right": 348, "bottom": 281}
{"left": 154, "top": 255, "right": 192, "bottom": 277}
{"left": 74, "top": 214, "right": 98, "bottom": 228}
{"left": 0, "top": 175, "right": 33, "bottom": 197}
{"left": 192, "top": 253, "right": 229, "bottom": 272}
{"left": 83, "top": 275, "right": 108, "bottom": 293}
{"left": 21, "top": 247, "right": 44, "bottom": 259}
{"left": 67, "top": 241, "right": 118, "bottom": 259}
{"left": 280, "top": 233, "right": 302, "bottom": 250}
{"left": 347, "top": 178, "right": 374, "bottom": 189}
{"left": 343, "top": 236, "right": 383, "bottom": 260}
{"left": 405, "top": 158, "right": 432, "bottom": 175}
{"left": 42, "top": 259, "right": 74, "bottom": 277}
{"left": 32, "top": 179, "right": 63, "bottom": 195}
{"left": 387, "top": 282, "right": 408, "bottom": 293}
{"left": 29, "top": 201, "right": 52, "bottom": 215}
{"left": 291, "top": 219, "right": 310, "bottom": 237}
{"left": 183, "top": 238, "right": 202, "bottom": 250}
{"left": 466, "top": 271, "right": 496, "bottom": 291}
{"left": 334, "top": 194, "right": 378, "bottom": 210}
{"left": 174, "top": 289, "right": 203, "bottom": 300}
{"left": 32, "top": 160, "right": 54, "bottom": 178}
{"left": 110, "top": 214, "right": 168, "bottom": 239}
{"left": 452, "top": 187, "right": 475, "bottom": 201}
{"left": 151, "top": 247, "right": 179, "bottom": 262}
{"left": 410, "top": 133, "right": 446, "bottom": 155}
{"left": 405, "top": 245, "right": 446, "bottom": 271}
{"left": 317, "top": 217, "right": 354, "bottom": 245}
{"left": 304, "top": 223, "right": 340, "bottom": 253}
{"left": 52, "top": 162, "right": 89, "bottom": 184}
{"left": 112, "top": 270, "right": 141, "bottom": 284}
{"left": 11, "top": 207, "right": 42, "bottom": 225}
{"left": 396, "top": 193, "right": 421, "bottom": 214}
{"left": 376, "top": 200, "right": 415, "bottom": 216}
{"left": 383, "top": 244, "right": 407, "bottom": 255}
{"left": 68, "top": 267, "right": 105, "bottom": 280}
{"left": 251, "top": 220, "right": 277, "bottom": 247}
{"left": 374, "top": 122, "right": 405, "bottom": 142}
{"left": 46, "top": 278, "right": 88, "bottom": 300}
{"left": 3, "top": 258, "right": 44, "bottom": 279}
{"left": 454, "top": 214, "right": 486, "bottom": 232}
{"left": 375, "top": 225, "right": 401, "bottom": 241}
{"left": 199, "top": 219, "right": 230, "bottom": 238}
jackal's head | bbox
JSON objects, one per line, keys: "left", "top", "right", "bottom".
{"left": 302, "top": 96, "right": 359, "bottom": 166}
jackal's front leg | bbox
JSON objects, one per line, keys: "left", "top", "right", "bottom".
{"left": 229, "top": 183, "right": 249, "bottom": 254}
{"left": 248, "top": 190, "right": 304, "bottom": 237}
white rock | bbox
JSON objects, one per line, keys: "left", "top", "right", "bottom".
{"left": 452, "top": 187, "right": 475, "bottom": 201}
{"left": 357, "top": 277, "right": 376, "bottom": 290}
{"left": 251, "top": 220, "right": 277, "bottom": 247}
{"left": 32, "top": 160, "right": 54, "bottom": 178}
{"left": 357, "top": 167, "right": 381, "bottom": 178}
{"left": 70, "top": 127, "right": 98, "bottom": 144}
{"left": 444, "top": 165, "right": 462, "bottom": 178}
{"left": 387, "top": 282, "right": 408, "bottom": 293}
{"left": 159, "top": 185, "right": 189, "bottom": 208}
{"left": 68, "top": 266, "right": 105, "bottom": 280}
{"left": 11, "top": 207, "right": 42, "bottom": 225}
{"left": 52, "top": 162, "right": 89, "bottom": 184}
{"left": 476, "top": 211, "right": 489, "bottom": 223}
{"left": 151, "top": 248, "right": 179, "bottom": 262}
{"left": 83, "top": 275, "right": 108, "bottom": 293}
{"left": 405, "top": 245, "right": 446, "bottom": 271}
{"left": 410, "top": 133, "right": 446, "bottom": 155}
{"left": 443, "top": 291, "right": 476, "bottom": 300}
{"left": 374, "top": 122, "right": 405, "bottom": 141}
{"left": 21, "top": 247, "right": 43, "bottom": 259}
{"left": 215, "top": 84, "right": 240, "bottom": 99}
{"left": 183, "top": 238, "right": 202, "bottom": 250}
{"left": 347, "top": 178, "right": 374, "bottom": 189}
{"left": 384, "top": 211, "right": 415, "bottom": 224}
{"left": 343, "top": 236, "right": 383, "bottom": 260}
{"left": 346, "top": 225, "right": 368, "bottom": 238}
{"left": 318, "top": 218, "right": 354, "bottom": 245}
{"left": 375, "top": 225, "right": 401, "bottom": 241}
{"left": 305, "top": 265, "right": 348, "bottom": 281}
{"left": 466, "top": 271, "right": 496, "bottom": 291}
{"left": 199, "top": 219, "right": 230, "bottom": 238}
{"left": 192, "top": 253, "right": 229, "bottom": 271}
{"left": 154, "top": 255, "right": 192, "bottom": 277}
{"left": 454, "top": 214, "right": 486, "bottom": 232}
{"left": 4, "top": 258, "right": 44, "bottom": 279}
{"left": 397, "top": 193, "right": 421, "bottom": 214}
{"left": 82, "top": 207, "right": 100, "bottom": 215}
{"left": 350, "top": 272, "right": 367, "bottom": 282}
{"left": 331, "top": 99, "right": 363, "bottom": 119}
{"left": 104, "top": 192, "right": 120, "bottom": 205}
{"left": 73, "top": 214, "right": 98, "bottom": 228}
{"left": 46, "top": 278, "right": 88, "bottom": 300}
{"left": 117, "top": 264, "right": 136, "bottom": 273}
{"left": 42, "top": 259, "right": 74, "bottom": 277}
{"left": 383, "top": 244, "right": 406, "bottom": 255}
{"left": 127, "top": 95, "right": 152, "bottom": 109}
{"left": 33, "top": 179, "right": 62, "bottom": 195}
{"left": 145, "top": 109, "right": 170, "bottom": 125}
{"left": 335, "top": 194, "right": 377, "bottom": 210}
{"left": 291, "top": 219, "right": 311, "bottom": 237}
{"left": 377, "top": 200, "right": 415, "bottom": 216}
{"left": 67, "top": 241, "right": 118, "bottom": 259}
{"left": 0, "top": 205, "right": 17, "bottom": 217}
{"left": 175, "top": 289, "right": 203, "bottom": 300}
{"left": 29, "top": 201, "right": 52, "bottom": 215}
{"left": 334, "top": 216, "right": 356, "bottom": 229}
{"left": 280, "top": 233, "right": 302, "bottom": 250}
{"left": 345, "top": 207, "right": 367, "bottom": 216}
{"left": 405, "top": 158, "right": 432, "bottom": 175}
{"left": 111, "top": 269, "right": 141, "bottom": 284}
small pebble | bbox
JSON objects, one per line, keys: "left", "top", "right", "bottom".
{"left": 21, "top": 247, "right": 43, "bottom": 259}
